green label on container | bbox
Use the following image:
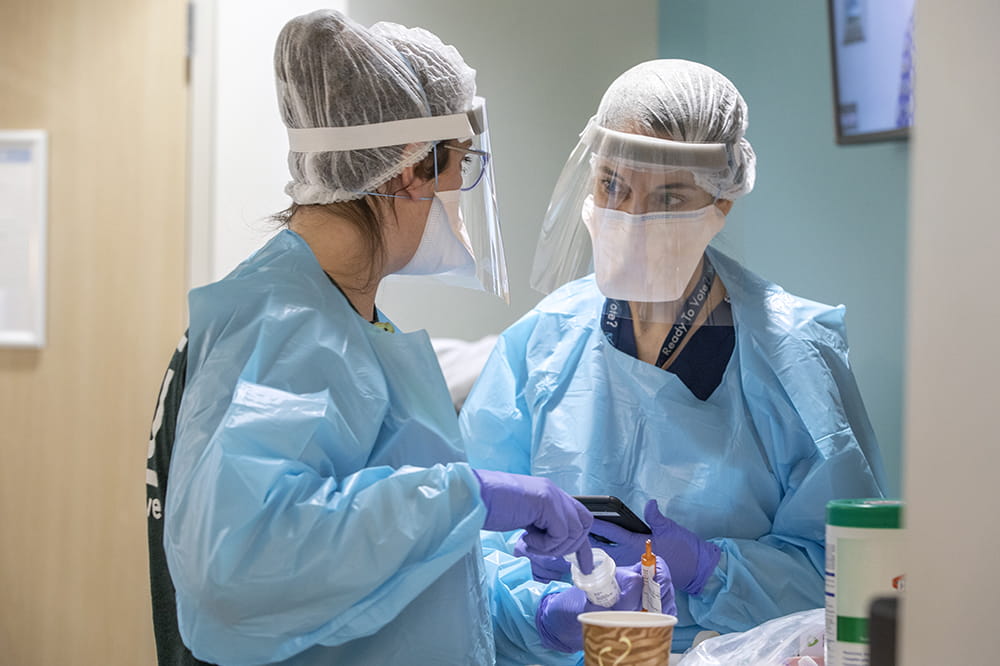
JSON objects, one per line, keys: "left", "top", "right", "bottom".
{"left": 837, "top": 615, "right": 868, "bottom": 643}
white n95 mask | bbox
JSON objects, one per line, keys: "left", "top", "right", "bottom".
{"left": 582, "top": 194, "right": 726, "bottom": 302}
{"left": 396, "top": 189, "right": 476, "bottom": 278}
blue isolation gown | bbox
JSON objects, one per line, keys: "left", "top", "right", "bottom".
{"left": 164, "top": 230, "right": 494, "bottom": 665}
{"left": 460, "top": 248, "right": 886, "bottom": 665}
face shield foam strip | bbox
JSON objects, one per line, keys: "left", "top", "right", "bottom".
{"left": 586, "top": 120, "right": 732, "bottom": 171}
{"left": 287, "top": 97, "right": 486, "bottom": 153}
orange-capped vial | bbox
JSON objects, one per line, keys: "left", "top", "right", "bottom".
{"left": 641, "top": 539, "right": 661, "bottom": 613}
{"left": 642, "top": 539, "right": 655, "bottom": 567}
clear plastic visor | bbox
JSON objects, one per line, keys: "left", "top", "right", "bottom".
{"left": 530, "top": 119, "right": 740, "bottom": 322}
{"left": 444, "top": 119, "right": 508, "bottom": 303}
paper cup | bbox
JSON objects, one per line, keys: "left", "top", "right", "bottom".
{"left": 578, "top": 611, "right": 678, "bottom": 666}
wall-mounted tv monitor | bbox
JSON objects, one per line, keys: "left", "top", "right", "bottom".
{"left": 828, "top": 0, "right": 915, "bottom": 144}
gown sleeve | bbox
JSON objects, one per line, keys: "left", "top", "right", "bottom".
{"left": 164, "top": 286, "right": 487, "bottom": 665}
{"left": 461, "top": 321, "right": 583, "bottom": 666}
{"left": 688, "top": 311, "right": 886, "bottom": 632}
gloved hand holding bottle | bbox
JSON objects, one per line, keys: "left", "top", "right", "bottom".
{"left": 472, "top": 469, "right": 594, "bottom": 569}
{"left": 535, "top": 556, "right": 676, "bottom": 653}
{"left": 589, "top": 499, "right": 721, "bottom": 595}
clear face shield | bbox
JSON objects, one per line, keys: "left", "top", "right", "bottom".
{"left": 438, "top": 102, "right": 508, "bottom": 302}
{"left": 531, "top": 118, "right": 741, "bottom": 325}
{"left": 287, "top": 97, "right": 508, "bottom": 302}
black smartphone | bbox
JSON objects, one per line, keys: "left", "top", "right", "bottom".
{"left": 574, "top": 495, "right": 651, "bottom": 535}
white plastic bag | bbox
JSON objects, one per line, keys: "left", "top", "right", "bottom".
{"left": 678, "top": 608, "right": 825, "bottom": 665}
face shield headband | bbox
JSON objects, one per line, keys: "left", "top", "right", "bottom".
{"left": 286, "top": 98, "right": 487, "bottom": 153}
{"left": 583, "top": 121, "right": 733, "bottom": 182}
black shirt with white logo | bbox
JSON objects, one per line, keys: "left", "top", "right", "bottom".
{"left": 146, "top": 332, "right": 212, "bottom": 666}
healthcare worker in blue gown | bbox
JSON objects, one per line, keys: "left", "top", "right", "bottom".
{"left": 459, "top": 59, "right": 887, "bottom": 664}
{"left": 146, "top": 11, "right": 600, "bottom": 666}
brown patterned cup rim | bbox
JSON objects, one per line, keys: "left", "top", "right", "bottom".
{"left": 578, "top": 611, "right": 678, "bottom": 628}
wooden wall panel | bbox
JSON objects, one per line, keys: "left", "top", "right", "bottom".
{"left": 0, "top": 0, "right": 187, "bottom": 662}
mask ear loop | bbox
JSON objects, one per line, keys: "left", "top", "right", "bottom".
{"left": 715, "top": 143, "right": 736, "bottom": 204}
{"left": 706, "top": 143, "right": 735, "bottom": 207}
{"left": 350, "top": 141, "right": 445, "bottom": 202}
{"left": 431, "top": 141, "right": 442, "bottom": 193}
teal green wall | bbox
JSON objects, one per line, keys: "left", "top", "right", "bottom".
{"left": 661, "top": 1, "right": 908, "bottom": 495}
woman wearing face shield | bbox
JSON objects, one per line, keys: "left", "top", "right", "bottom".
{"left": 460, "top": 60, "right": 887, "bottom": 663}
{"left": 144, "top": 11, "right": 595, "bottom": 665}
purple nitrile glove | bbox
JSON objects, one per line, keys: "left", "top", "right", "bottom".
{"left": 589, "top": 499, "right": 721, "bottom": 595}
{"left": 535, "top": 556, "right": 676, "bottom": 653}
{"left": 514, "top": 533, "right": 573, "bottom": 582}
{"left": 472, "top": 469, "right": 594, "bottom": 562}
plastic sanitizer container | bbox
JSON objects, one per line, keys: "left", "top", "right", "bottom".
{"left": 565, "top": 548, "right": 621, "bottom": 607}
{"left": 825, "top": 499, "right": 905, "bottom": 666}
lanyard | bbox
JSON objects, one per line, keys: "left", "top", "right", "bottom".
{"left": 601, "top": 258, "right": 717, "bottom": 369}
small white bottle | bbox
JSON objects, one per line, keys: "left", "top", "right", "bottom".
{"left": 564, "top": 548, "right": 620, "bottom": 607}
